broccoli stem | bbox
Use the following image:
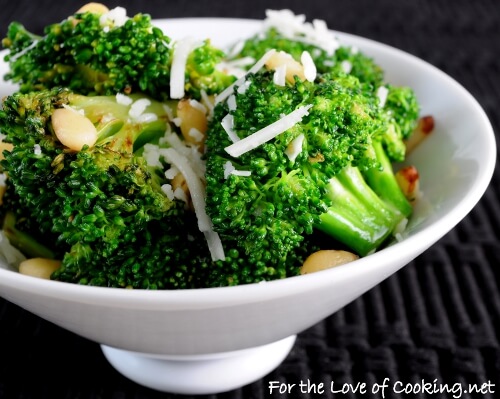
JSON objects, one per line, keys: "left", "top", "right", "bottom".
{"left": 2, "top": 212, "right": 55, "bottom": 259}
{"left": 316, "top": 166, "right": 405, "bottom": 256}
{"left": 363, "top": 140, "right": 413, "bottom": 218}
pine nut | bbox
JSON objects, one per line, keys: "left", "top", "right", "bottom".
{"left": 51, "top": 108, "right": 98, "bottom": 151}
{"left": 19, "top": 258, "right": 62, "bottom": 279}
{"left": 300, "top": 250, "right": 359, "bottom": 274}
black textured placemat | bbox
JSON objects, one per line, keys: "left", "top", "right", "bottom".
{"left": 1, "top": 1, "right": 499, "bottom": 398}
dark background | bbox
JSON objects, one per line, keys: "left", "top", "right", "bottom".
{"left": 1, "top": 1, "right": 499, "bottom": 398}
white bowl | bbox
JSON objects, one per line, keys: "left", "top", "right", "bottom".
{"left": 0, "top": 18, "right": 496, "bottom": 395}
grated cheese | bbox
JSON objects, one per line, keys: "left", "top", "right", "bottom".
{"left": 173, "top": 187, "right": 188, "bottom": 204}
{"left": 237, "top": 81, "right": 251, "bottom": 94}
{"left": 164, "top": 166, "right": 180, "bottom": 179}
{"left": 162, "top": 103, "right": 175, "bottom": 121}
{"left": 225, "top": 104, "right": 313, "bottom": 158}
{"left": 203, "top": 231, "right": 226, "bottom": 262}
{"left": 161, "top": 183, "right": 175, "bottom": 200}
{"left": 273, "top": 64, "right": 287, "bottom": 86}
{"left": 200, "top": 90, "right": 215, "bottom": 120}
{"left": 376, "top": 86, "right": 389, "bottom": 108}
{"left": 263, "top": 9, "right": 339, "bottom": 55}
{"left": 341, "top": 60, "right": 352, "bottom": 74}
{"left": 129, "top": 98, "right": 151, "bottom": 120}
{"left": 99, "top": 6, "right": 129, "bottom": 28}
{"left": 285, "top": 134, "right": 305, "bottom": 162}
{"left": 215, "top": 49, "right": 276, "bottom": 105}
{"left": 301, "top": 51, "right": 317, "bottom": 82}
{"left": 188, "top": 127, "right": 204, "bottom": 143}
{"left": 33, "top": 144, "right": 42, "bottom": 156}
{"left": 134, "top": 113, "right": 158, "bottom": 123}
{"left": 116, "top": 93, "right": 133, "bottom": 106}
{"left": 170, "top": 37, "right": 201, "bottom": 99}
{"left": 142, "top": 143, "right": 163, "bottom": 168}
{"left": 223, "top": 161, "right": 251, "bottom": 179}
{"left": 227, "top": 95, "right": 237, "bottom": 111}
{"left": 159, "top": 147, "right": 225, "bottom": 261}
{"left": 189, "top": 99, "right": 207, "bottom": 114}
{"left": 221, "top": 114, "right": 240, "bottom": 143}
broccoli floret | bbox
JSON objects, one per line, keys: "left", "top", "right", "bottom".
{"left": 1, "top": 8, "right": 235, "bottom": 100}
{"left": 206, "top": 67, "right": 416, "bottom": 266}
{"left": 0, "top": 88, "right": 210, "bottom": 288}
{"left": 184, "top": 40, "right": 237, "bottom": 98}
{"left": 231, "top": 28, "right": 384, "bottom": 88}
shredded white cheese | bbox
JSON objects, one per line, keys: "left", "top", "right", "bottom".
{"left": 237, "top": 81, "right": 251, "bottom": 94}
{"left": 62, "top": 104, "right": 84, "bottom": 115}
{"left": 0, "top": 230, "right": 26, "bottom": 267}
{"left": 99, "top": 6, "right": 129, "bottom": 28}
{"left": 170, "top": 37, "right": 201, "bottom": 99}
{"left": 263, "top": 9, "right": 339, "bottom": 55}
{"left": 200, "top": 90, "right": 215, "bottom": 120}
{"left": 376, "top": 86, "right": 389, "bottom": 108}
{"left": 164, "top": 166, "right": 180, "bottom": 179}
{"left": 223, "top": 161, "right": 235, "bottom": 179}
{"left": 273, "top": 64, "right": 287, "bottom": 86}
{"left": 215, "top": 49, "right": 276, "bottom": 105}
{"left": 173, "top": 187, "right": 188, "bottom": 204}
{"left": 129, "top": 98, "right": 151, "bottom": 120}
{"left": 188, "top": 128, "right": 204, "bottom": 143}
{"left": 221, "top": 114, "right": 240, "bottom": 143}
{"left": 227, "top": 95, "right": 237, "bottom": 111}
{"left": 161, "top": 183, "right": 175, "bottom": 200}
{"left": 162, "top": 103, "right": 175, "bottom": 122}
{"left": 203, "top": 231, "right": 226, "bottom": 262}
{"left": 159, "top": 147, "right": 224, "bottom": 261}
{"left": 223, "top": 161, "right": 251, "bottom": 179}
{"left": 0, "top": 173, "right": 7, "bottom": 187}
{"left": 301, "top": 51, "right": 317, "bottom": 82}
{"left": 189, "top": 99, "right": 207, "bottom": 114}
{"left": 142, "top": 143, "right": 163, "bottom": 168}
{"left": 33, "top": 144, "right": 42, "bottom": 156}
{"left": 116, "top": 93, "right": 133, "bottom": 106}
{"left": 285, "top": 134, "right": 305, "bottom": 162}
{"left": 341, "top": 60, "right": 352, "bottom": 74}
{"left": 225, "top": 104, "right": 313, "bottom": 158}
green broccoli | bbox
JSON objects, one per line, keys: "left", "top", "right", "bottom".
{"left": 230, "top": 27, "right": 384, "bottom": 89}
{"left": 1, "top": 7, "right": 234, "bottom": 100}
{"left": 205, "top": 67, "right": 417, "bottom": 264}
{"left": 0, "top": 87, "right": 212, "bottom": 288}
